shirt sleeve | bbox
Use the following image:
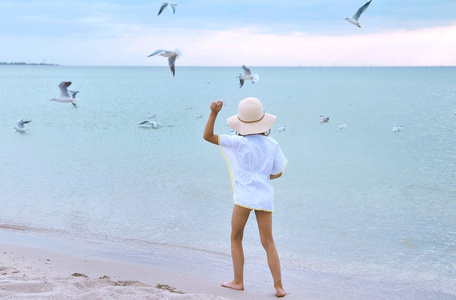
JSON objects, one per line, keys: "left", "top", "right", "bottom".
{"left": 219, "top": 134, "right": 242, "bottom": 149}
{"left": 219, "top": 134, "right": 232, "bottom": 148}
{"left": 218, "top": 135, "right": 241, "bottom": 169}
{"left": 271, "top": 144, "right": 288, "bottom": 175}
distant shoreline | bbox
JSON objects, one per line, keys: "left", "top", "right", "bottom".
{"left": 0, "top": 62, "right": 58, "bottom": 66}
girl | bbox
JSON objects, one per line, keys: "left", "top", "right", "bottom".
{"left": 203, "top": 97, "right": 289, "bottom": 297}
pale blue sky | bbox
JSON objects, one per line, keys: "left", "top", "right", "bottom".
{"left": 1, "top": 0, "right": 455, "bottom": 66}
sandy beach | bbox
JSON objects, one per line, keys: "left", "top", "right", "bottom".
{"left": 0, "top": 242, "right": 227, "bottom": 299}
{"left": 2, "top": 226, "right": 454, "bottom": 300}
{"left": 0, "top": 229, "right": 306, "bottom": 300}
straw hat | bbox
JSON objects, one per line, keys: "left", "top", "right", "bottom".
{"left": 227, "top": 97, "right": 276, "bottom": 135}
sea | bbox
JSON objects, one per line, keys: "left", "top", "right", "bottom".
{"left": 1, "top": 65, "right": 455, "bottom": 299}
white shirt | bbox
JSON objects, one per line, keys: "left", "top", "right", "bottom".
{"left": 219, "top": 134, "right": 287, "bottom": 212}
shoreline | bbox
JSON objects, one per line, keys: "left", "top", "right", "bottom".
{"left": 1, "top": 227, "right": 455, "bottom": 299}
{"left": 0, "top": 228, "right": 306, "bottom": 299}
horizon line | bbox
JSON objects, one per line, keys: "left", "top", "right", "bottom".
{"left": 3, "top": 64, "right": 454, "bottom": 68}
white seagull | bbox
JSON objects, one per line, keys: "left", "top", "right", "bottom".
{"left": 339, "top": 122, "right": 347, "bottom": 129}
{"left": 50, "top": 81, "right": 79, "bottom": 107}
{"left": 157, "top": 2, "right": 177, "bottom": 16}
{"left": 237, "top": 65, "right": 259, "bottom": 88}
{"left": 392, "top": 124, "right": 402, "bottom": 132}
{"left": 15, "top": 119, "right": 31, "bottom": 133}
{"left": 139, "top": 120, "right": 161, "bottom": 129}
{"left": 344, "top": 0, "right": 373, "bottom": 28}
{"left": 148, "top": 49, "right": 182, "bottom": 77}
{"left": 278, "top": 124, "right": 286, "bottom": 132}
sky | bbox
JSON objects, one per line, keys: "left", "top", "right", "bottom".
{"left": 1, "top": 0, "right": 455, "bottom": 66}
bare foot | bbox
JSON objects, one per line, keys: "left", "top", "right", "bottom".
{"left": 273, "top": 279, "right": 289, "bottom": 297}
{"left": 275, "top": 286, "right": 290, "bottom": 297}
{"left": 221, "top": 280, "right": 244, "bottom": 291}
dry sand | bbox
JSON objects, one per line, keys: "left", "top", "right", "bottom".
{"left": 0, "top": 241, "right": 253, "bottom": 300}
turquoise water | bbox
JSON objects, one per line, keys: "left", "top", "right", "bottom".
{"left": 1, "top": 66, "right": 455, "bottom": 298}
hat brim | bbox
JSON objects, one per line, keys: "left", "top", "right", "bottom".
{"left": 227, "top": 112, "right": 276, "bottom": 135}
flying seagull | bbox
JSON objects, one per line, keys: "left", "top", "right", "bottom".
{"left": 344, "top": 0, "right": 372, "bottom": 28}
{"left": 15, "top": 119, "right": 31, "bottom": 133}
{"left": 148, "top": 49, "right": 182, "bottom": 76}
{"left": 50, "top": 81, "right": 79, "bottom": 107}
{"left": 237, "top": 65, "right": 259, "bottom": 88}
{"left": 139, "top": 120, "right": 161, "bottom": 129}
{"left": 158, "top": 2, "right": 177, "bottom": 16}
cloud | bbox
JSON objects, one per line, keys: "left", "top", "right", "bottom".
{"left": 1, "top": 0, "right": 455, "bottom": 66}
{"left": 3, "top": 22, "right": 454, "bottom": 66}
{"left": 117, "top": 23, "right": 456, "bottom": 67}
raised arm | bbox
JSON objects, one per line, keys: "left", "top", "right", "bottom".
{"left": 203, "top": 100, "right": 223, "bottom": 145}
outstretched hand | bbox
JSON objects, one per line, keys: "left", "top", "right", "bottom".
{"left": 210, "top": 100, "right": 223, "bottom": 114}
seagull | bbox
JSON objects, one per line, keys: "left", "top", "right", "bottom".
{"left": 157, "top": 2, "right": 177, "bottom": 16}
{"left": 237, "top": 65, "right": 259, "bottom": 88}
{"left": 344, "top": 0, "right": 373, "bottom": 28}
{"left": 15, "top": 119, "right": 31, "bottom": 133}
{"left": 338, "top": 122, "right": 347, "bottom": 129}
{"left": 278, "top": 124, "right": 286, "bottom": 132}
{"left": 148, "top": 49, "right": 181, "bottom": 76}
{"left": 139, "top": 120, "right": 161, "bottom": 129}
{"left": 195, "top": 113, "right": 204, "bottom": 119}
{"left": 392, "top": 124, "right": 402, "bottom": 132}
{"left": 320, "top": 115, "right": 330, "bottom": 123}
{"left": 50, "top": 81, "right": 79, "bottom": 107}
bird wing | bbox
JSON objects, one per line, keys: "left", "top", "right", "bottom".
{"left": 16, "top": 119, "right": 31, "bottom": 128}
{"left": 139, "top": 121, "right": 149, "bottom": 125}
{"left": 239, "top": 78, "right": 244, "bottom": 88}
{"left": 148, "top": 49, "right": 165, "bottom": 57}
{"left": 352, "top": 0, "right": 372, "bottom": 21}
{"left": 168, "top": 56, "right": 177, "bottom": 76}
{"left": 169, "top": 3, "right": 176, "bottom": 13}
{"left": 68, "top": 90, "right": 79, "bottom": 99}
{"left": 58, "top": 81, "right": 72, "bottom": 98}
{"left": 241, "top": 65, "right": 252, "bottom": 75}
{"left": 157, "top": 3, "right": 168, "bottom": 16}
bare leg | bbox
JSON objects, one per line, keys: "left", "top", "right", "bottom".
{"left": 255, "top": 210, "right": 289, "bottom": 297}
{"left": 221, "top": 205, "right": 251, "bottom": 291}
